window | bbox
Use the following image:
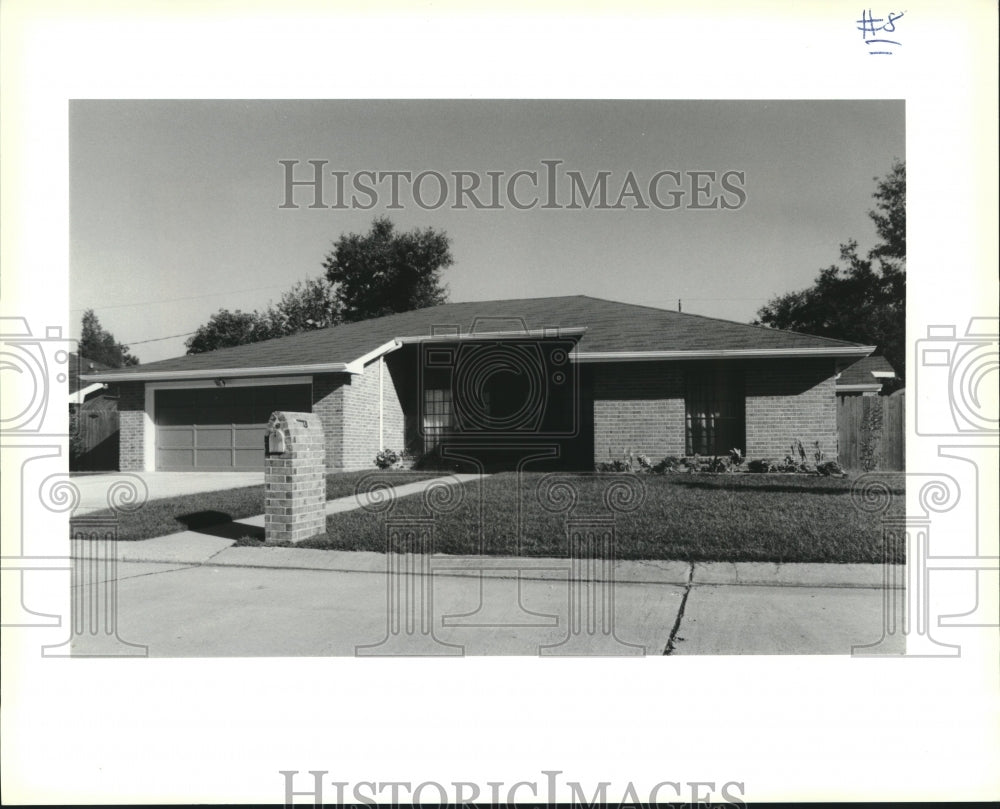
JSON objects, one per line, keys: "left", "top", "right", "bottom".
{"left": 685, "top": 365, "right": 746, "bottom": 456}
{"left": 423, "top": 385, "right": 496, "bottom": 450}
{"left": 422, "top": 387, "right": 452, "bottom": 451}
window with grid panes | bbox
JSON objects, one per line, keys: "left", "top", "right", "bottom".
{"left": 684, "top": 365, "right": 746, "bottom": 456}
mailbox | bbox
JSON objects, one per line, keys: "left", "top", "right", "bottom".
{"left": 265, "top": 426, "right": 286, "bottom": 456}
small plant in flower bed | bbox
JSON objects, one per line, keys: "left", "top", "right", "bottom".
{"left": 595, "top": 457, "right": 633, "bottom": 473}
{"left": 374, "top": 448, "right": 401, "bottom": 470}
{"left": 652, "top": 455, "right": 684, "bottom": 473}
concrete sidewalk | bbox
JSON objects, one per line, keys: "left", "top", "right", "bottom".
{"left": 68, "top": 552, "right": 905, "bottom": 656}
{"left": 90, "top": 531, "right": 900, "bottom": 589}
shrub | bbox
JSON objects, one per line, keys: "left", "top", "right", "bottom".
{"left": 817, "top": 460, "right": 846, "bottom": 477}
{"left": 652, "top": 455, "right": 683, "bottom": 474}
{"left": 748, "top": 458, "right": 778, "bottom": 473}
{"left": 374, "top": 448, "right": 401, "bottom": 470}
{"left": 705, "top": 455, "right": 729, "bottom": 473}
{"left": 596, "top": 458, "right": 633, "bottom": 473}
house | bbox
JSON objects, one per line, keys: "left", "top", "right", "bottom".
{"left": 81, "top": 296, "right": 874, "bottom": 472}
{"left": 835, "top": 354, "right": 897, "bottom": 396}
{"left": 68, "top": 352, "right": 114, "bottom": 409}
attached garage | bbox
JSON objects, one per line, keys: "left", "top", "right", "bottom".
{"left": 154, "top": 383, "right": 311, "bottom": 471}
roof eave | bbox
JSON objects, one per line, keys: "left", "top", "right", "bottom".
{"left": 68, "top": 382, "right": 106, "bottom": 404}
{"left": 82, "top": 362, "right": 354, "bottom": 383}
{"left": 836, "top": 383, "right": 883, "bottom": 392}
{"left": 82, "top": 339, "right": 406, "bottom": 383}
{"left": 572, "top": 346, "right": 875, "bottom": 362}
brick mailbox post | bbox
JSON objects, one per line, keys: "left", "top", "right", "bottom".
{"left": 264, "top": 411, "right": 326, "bottom": 543}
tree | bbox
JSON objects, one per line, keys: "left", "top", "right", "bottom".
{"left": 78, "top": 309, "right": 140, "bottom": 367}
{"left": 185, "top": 309, "right": 275, "bottom": 355}
{"left": 186, "top": 277, "right": 339, "bottom": 355}
{"left": 264, "top": 276, "right": 340, "bottom": 334}
{"left": 185, "top": 217, "right": 451, "bottom": 354}
{"left": 322, "top": 217, "right": 451, "bottom": 323}
{"left": 755, "top": 159, "right": 906, "bottom": 386}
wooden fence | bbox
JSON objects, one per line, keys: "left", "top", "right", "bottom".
{"left": 71, "top": 409, "right": 120, "bottom": 471}
{"left": 837, "top": 393, "right": 904, "bottom": 471}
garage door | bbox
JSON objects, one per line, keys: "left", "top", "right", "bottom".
{"left": 155, "top": 385, "right": 312, "bottom": 471}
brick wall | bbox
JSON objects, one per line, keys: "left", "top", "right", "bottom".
{"left": 311, "top": 373, "right": 347, "bottom": 470}
{"left": 591, "top": 361, "right": 686, "bottom": 464}
{"left": 745, "top": 358, "right": 838, "bottom": 460}
{"left": 312, "top": 356, "right": 407, "bottom": 471}
{"left": 590, "top": 358, "right": 839, "bottom": 466}
{"left": 117, "top": 382, "right": 146, "bottom": 471}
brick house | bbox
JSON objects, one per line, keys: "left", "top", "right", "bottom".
{"left": 82, "top": 296, "right": 874, "bottom": 472}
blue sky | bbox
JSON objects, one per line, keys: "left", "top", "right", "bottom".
{"left": 70, "top": 99, "right": 903, "bottom": 362}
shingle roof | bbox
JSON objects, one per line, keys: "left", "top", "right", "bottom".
{"left": 68, "top": 353, "right": 113, "bottom": 393}
{"left": 86, "top": 295, "right": 871, "bottom": 380}
{"left": 837, "top": 354, "right": 896, "bottom": 386}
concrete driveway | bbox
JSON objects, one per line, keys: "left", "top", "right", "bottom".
{"left": 70, "top": 471, "right": 263, "bottom": 516}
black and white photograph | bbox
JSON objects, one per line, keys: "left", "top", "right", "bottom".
{"left": 1, "top": 1, "right": 997, "bottom": 805}
{"left": 65, "top": 99, "right": 907, "bottom": 658}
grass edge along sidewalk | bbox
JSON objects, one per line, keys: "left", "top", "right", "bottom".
{"left": 82, "top": 471, "right": 442, "bottom": 542}
{"left": 249, "top": 471, "right": 906, "bottom": 565}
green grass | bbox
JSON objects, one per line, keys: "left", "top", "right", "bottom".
{"left": 296, "top": 471, "right": 907, "bottom": 564}
{"left": 87, "top": 470, "right": 440, "bottom": 541}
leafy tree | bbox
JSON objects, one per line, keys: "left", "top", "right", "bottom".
{"left": 78, "top": 309, "right": 140, "bottom": 367}
{"left": 185, "top": 217, "right": 451, "bottom": 354}
{"left": 264, "top": 276, "right": 340, "bottom": 334}
{"left": 755, "top": 159, "right": 905, "bottom": 387}
{"left": 185, "top": 309, "right": 275, "bottom": 355}
{"left": 322, "top": 217, "right": 451, "bottom": 323}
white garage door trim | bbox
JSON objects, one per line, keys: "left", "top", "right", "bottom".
{"left": 143, "top": 376, "right": 312, "bottom": 472}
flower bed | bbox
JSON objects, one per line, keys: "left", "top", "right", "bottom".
{"left": 596, "top": 442, "right": 846, "bottom": 477}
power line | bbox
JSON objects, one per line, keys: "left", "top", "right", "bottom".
{"left": 122, "top": 331, "right": 197, "bottom": 346}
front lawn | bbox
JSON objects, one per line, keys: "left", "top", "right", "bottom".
{"left": 84, "top": 470, "right": 440, "bottom": 541}
{"left": 297, "top": 471, "right": 906, "bottom": 564}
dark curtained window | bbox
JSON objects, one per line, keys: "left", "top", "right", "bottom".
{"left": 685, "top": 365, "right": 746, "bottom": 456}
